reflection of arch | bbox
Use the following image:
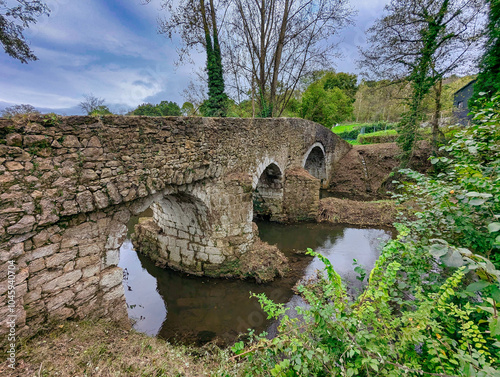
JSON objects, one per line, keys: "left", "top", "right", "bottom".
{"left": 253, "top": 162, "right": 284, "bottom": 220}
{"left": 303, "top": 143, "right": 327, "bottom": 184}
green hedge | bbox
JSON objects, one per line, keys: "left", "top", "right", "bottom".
{"left": 334, "top": 121, "right": 395, "bottom": 140}
{"left": 357, "top": 129, "right": 398, "bottom": 144}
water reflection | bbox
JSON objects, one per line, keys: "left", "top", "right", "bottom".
{"left": 119, "top": 221, "right": 392, "bottom": 345}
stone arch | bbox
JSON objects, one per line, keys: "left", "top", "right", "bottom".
{"left": 130, "top": 189, "right": 222, "bottom": 274}
{"left": 253, "top": 162, "right": 284, "bottom": 221}
{"left": 303, "top": 142, "right": 327, "bottom": 185}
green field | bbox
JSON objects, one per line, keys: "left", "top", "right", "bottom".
{"left": 330, "top": 123, "right": 363, "bottom": 134}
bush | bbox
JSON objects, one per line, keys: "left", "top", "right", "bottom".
{"left": 357, "top": 129, "right": 398, "bottom": 144}
{"left": 335, "top": 121, "right": 395, "bottom": 140}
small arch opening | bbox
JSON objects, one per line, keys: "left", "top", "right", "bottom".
{"left": 304, "top": 146, "right": 327, "bottom": 185}
{"left": 253, "top": 163, "right": 283, "bottom": 221}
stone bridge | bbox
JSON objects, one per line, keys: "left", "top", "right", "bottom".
{"left": 0, "top": 115, "right": 351, "bottom": 337}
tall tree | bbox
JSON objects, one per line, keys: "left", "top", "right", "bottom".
{"left": 471, "top": 0, "right": 500, "bottom": 104}
{"left": 360, "top": 0, "right": 484, "bottom": 165}
{"left": 1, "top": 103, "right": 39, "bottom": 117}
{"left": 0, "top": 0, "right": 50, "bottom": 63}
{"left": 148, "top": 0, "right": 228, "bottom": 117}
{"left": 300, "top": 71, "right": 357, "bottom": 126}
{"left": 226, "top": 0, "right": 353, "bottom": 117}
{"left": 79, "top": 94, "right": 106, "bottom": 115}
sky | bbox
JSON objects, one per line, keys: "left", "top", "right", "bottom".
{"left": 0, "top": 0, "right": 388, "bottom": 115}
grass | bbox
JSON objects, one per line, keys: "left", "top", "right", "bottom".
{"left": 362, "top": 129, "right": 398, "bottom": 137}
{"left": 330, "top": 123, "right": 363, "bottom": 133}
{"left": 1, "top": 320, "right": 242, "bottom": 376}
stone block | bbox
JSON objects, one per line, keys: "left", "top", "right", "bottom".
{"left": 1, "top": 242, "right": 23, "bottom": 262}
{"left": 46, "top": 290, "right": 74, "bottom": 310}
{"left": 103, "top": 284, "right": 124, "bottom": 301}
{"left": 82, "top": 265, "right": 100, "bottom": 278}
{"left": 50, "top": 306, "right": 74, "bottom": 320}
{"left": 76, "top": 191, "right": 94, "bottom": 212}
{"left": 75, "top": 255, "right": 99, "bottom": 270}
{"left": 28, "top": 270, "right": 63, "bottom": 291}
{"left": 99, "top": 267, "right": 122, "bottom": 290}
{"left": 24, "top": 286, "right": 41, "bottom": 304}
{"left": 79, "top": 243, "right": 102, "bottom": 257}
{"left": 6, "top": 133, "right": 22, "bottom": 147}
{"left": 45, "top": 249, "right": 77, "bottom": 269}
{"left": 5, "top": 161, "right": 23, "bottom": 171}
{"left": 105, "top": 222, "right": 127, "bottom": 250}
{"left": 42, "top": 270, "right": 82, "bottom": 293}
{"left": 7, "top": 215, "right": 36, "bottom": 235}
{"left": 93, "top": 190, "right": 109, "bottom": 209}
{"left": 62, "top": 135, "right": 81, "bottom": 148}
{"left": 31, "top": 243, "right": 59, "bottom": 260}
{"left": 208, "top": 254, "right": 225, "bottom": 264}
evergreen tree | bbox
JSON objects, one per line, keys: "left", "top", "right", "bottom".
{"left": 470, "top": 0, "right": 500, "bottom": 105}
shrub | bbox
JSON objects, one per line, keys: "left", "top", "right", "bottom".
{"left": 335, "top": 122, "right": 395, "bottom": 140}
{"left": 357, "top": 129, "right": 398, "bottom": 144}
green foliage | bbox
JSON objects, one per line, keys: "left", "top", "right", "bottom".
{"left": 470, "top": 0, "right": 500, "bottom": 105}
{"left": 130, "top": 101, "right": 181, "bottom": 116}
{"left": 181, "top": 102, "right": 196, "bottom": 116}
{"left": 0, "top": 0, "right": 50, "bottom": 63}
{"left": 89, "top": 106, "right": 112, "bottom": 116}
{"left": 299, "top": 71, "right": 357, "bottom": 127}
{"left": 397, "top": 94, "right": 500, "bottom": 262}
{"left": 233, "top": 95, "right": 500, "bottom": 376}
{"left": 300, "top": 84, "right": 353, "bottom": 127}
{"left": 357, "top": 129, "right": 398, "bottom": 144}
{"left": 333, "top": 121, "right": 395, "bottom": 140}
{"left": 202, "top": 28, "right": 228, "bottom": 117}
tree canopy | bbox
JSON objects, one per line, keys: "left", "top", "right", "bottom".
{"left": 300, "top": 71, "right": 357, "bottom": 126}
{"left": 360, "top": 0, "right": 484, "bottom": 166}
{"left": 471, "top": 0, "right": 500, "bottom": 105}
{"left": 1, "top": 103, "right": 39, "bottom": 117}
{"left": 0, "top": 0, "right": 50, "bottom": 63}
{"left": 130, "top": 101, "right": 182, "bottom": 116}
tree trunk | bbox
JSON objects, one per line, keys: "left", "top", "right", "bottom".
{"left": 269, "top": 0, "right": 290, "bottom": 117}
{"left": 431, "top": 79, "right": 443, "bottom": 155}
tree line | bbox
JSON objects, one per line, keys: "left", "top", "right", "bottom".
{"left": 1, "top": 0, "right": 499, "bottom": 167}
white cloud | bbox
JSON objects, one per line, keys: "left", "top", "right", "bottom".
{"left": 26, "top": 0, "right": 172, "bottom": 59}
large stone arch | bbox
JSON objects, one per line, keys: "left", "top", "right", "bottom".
{"left": 253, "top": 161, "right": 284, "bottom": 221}
{"left": 303, "top": 142, "right": 327, "bottom": 186}
{"left": 132, "top": 190, "right": 224, "bottom": 274}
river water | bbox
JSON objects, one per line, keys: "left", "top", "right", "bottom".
{"left": 118, "top": 220, "right": 392, "bottom": 345}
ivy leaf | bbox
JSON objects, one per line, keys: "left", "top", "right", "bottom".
{"left": 488, "top": 222, "right": 500, "bottom": 233}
